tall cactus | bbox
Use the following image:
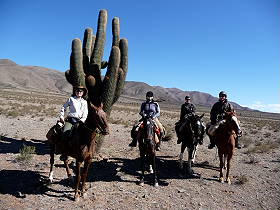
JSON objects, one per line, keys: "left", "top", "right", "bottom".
{"left": 65, "top": 9, "right": 128, "bottom": 150}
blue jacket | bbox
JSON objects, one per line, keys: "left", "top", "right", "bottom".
{"left": 139, "top": 100, "right": 160, "bottom": 119}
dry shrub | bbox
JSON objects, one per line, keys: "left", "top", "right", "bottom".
{"left": 16, "top": 144, "right": 36, "bottom": 162}
{"left": 245, "top": 141, "right": 279, "bottom": 154}
{"left": 244, "top": 155, "right": 259, "bottom": 164}
{"left": 235, "top": 175, "right": 249, "bottom": 185}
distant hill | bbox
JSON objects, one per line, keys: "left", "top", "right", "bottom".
{"left": 0, "top": 59, "right": 250, "bottom": 110}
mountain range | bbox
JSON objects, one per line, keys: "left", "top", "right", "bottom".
{"left": 0, "top": 59, "right": 250, "bottom": 110}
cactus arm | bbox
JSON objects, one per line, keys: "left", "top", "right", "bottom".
{"left": 90, "top": 9, "right": 107, "bottom": 73}
{"left": 70, "top": 38, "right": 86, "bottom": 87}
{"left": 101, "top": 46, "right": 120, "bottom": 113}
{"left": 112, "top": 38, "right": 128, "bottom": 104}
{"left": 82, "top": 28, "right": 93, "bottom": 74}
{"left": 112, "top": 17, "right": 120, "bottom": 47}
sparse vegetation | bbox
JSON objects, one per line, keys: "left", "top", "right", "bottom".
{"left": 245, "top": 141, "right": 279, "bottom": 154}
{"left": 235, "top": 175, "right": 249, "bottom": 185}
{"left": 15, "top": 144, "right": 36, "bottom": 162}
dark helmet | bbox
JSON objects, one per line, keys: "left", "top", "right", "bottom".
{"left": 146, "top": 91, "right": 154, "bottom": 97}
{"left": 219, "top": 91, "right": 227, "bottom": 98}
{"left": 185, "top": 96, "right": 191, "bottom": 100}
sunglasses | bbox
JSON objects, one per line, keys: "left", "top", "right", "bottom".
{"left": 75, "top": 89, "right": 84, "bottom": 92}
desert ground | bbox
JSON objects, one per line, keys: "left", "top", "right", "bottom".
{"left": 0, "top": 89, "right": 279, "bottom": 210}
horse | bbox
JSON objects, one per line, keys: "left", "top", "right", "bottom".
{"left": 138, "top": 114, "right": 159, "bottom": 187}
{"left": 213, "top": 111, "right": 241, "bottom": 184}
{"left": 46, "top": 103, "right": 109, "bottom": 201}
{"left": 177, "top": 113, "right": 205, "bottom": 177}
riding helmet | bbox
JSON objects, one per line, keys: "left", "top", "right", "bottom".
{"left": 146, "top": 91, "right": 154, "bottom": 97}
{"left": 185, "top": 96, "right": 191, "bottom": 100}
{"left": 219, "top": 91, "right": 227, "bottom": 98}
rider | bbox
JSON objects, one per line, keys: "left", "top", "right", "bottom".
{"left": 129, "top": 91, "right": 164, "bottom": 151}
{"left": 59, "top": 86, "right": 88, "bottom": 140}
{"left": 207, "top": 91, "right": 241, "bottom": 149}
{"left": 175, "top": 96, "right": 196, "bottom": 144}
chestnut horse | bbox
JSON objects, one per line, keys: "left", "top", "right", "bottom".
{"left": 213, "top": 111, "right": 241, "bottom": 184}
{"left": 46, "top": 103, "right": 109, "bottom": 201}
{"left": 178, "top": 114, "right": 205, "bottom": 177}
{"left": 138, "top": 115, "right": 159, "bottom": 187}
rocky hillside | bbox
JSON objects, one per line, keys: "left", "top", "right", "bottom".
{"left": 0, "top": 59, "right": 247, "bottom": 110}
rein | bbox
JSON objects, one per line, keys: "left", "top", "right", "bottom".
{"left": 83, "top": 124, "right": 98, "bottom": 133}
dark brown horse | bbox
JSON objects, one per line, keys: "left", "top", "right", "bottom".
{"left": 178, "top": 114, "right": 205, "bottom": 177}
{"left": 213, "top": 111, "right": 241, "bottom": 184}
{"left": 138, "top": 115, "right": 159, "bottom": 187}
{"left": 46, "top": 103, "right": 109, "bottom": 201}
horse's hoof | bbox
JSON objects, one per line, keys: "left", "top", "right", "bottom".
{"left": 139, "top": 180, "right": 144, "bottom": 187}
{"left": 219, "top": 177, "right": 224, "bottom": 183}
{"left": 74, "top": 195, "right": 80, "bottom": 202}
{"left": 154, "top": 182, "right": 159, "bottom": 187}
{"left": 226, "top": 178, "right": 231, "bottom": 185}
{"left": 82, "top": 192, "right": 88, "bottom": 198}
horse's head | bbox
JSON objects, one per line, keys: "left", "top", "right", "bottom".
{"left": 224, "top": 111, "right": 242, "bottom": 136}
{"left": 141, "top": 115, "right": 155, "bottom": 141}
{"left": 191, "top": 113, "right": 205, "bottom": 139}
{"left": 86, "top": 103, "right": 109, "bottom": 135}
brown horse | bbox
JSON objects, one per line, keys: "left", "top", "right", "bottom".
{"left": 46, "top": 103, "right": 109, "bottom": 201}
{"left": 213, "top": 111, "right": 241, "bottom": 184}
{"left": 138, "top": 115, "right": 159, "bottom": 187}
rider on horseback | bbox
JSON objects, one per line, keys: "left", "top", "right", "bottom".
{"left": 129, "top": 91, "right": 164, "bottom": 151}
{"left": 175, "top": 96, "right": 197, "bottom": 144}
{"left": 207, "top": 91, "right": 241, "bottom": 149}
{"left": 59, "top": 86, "right": 88, "bottom": 142}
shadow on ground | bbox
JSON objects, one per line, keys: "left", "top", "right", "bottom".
{"left": 0, "top": 136, "right": 50, "bottom": 155}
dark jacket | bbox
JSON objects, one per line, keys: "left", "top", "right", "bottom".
{"left": 210, "top": 99, "right": 233, "bottom": 124}
{"left": 180, "top": 103, "right": 196, "bottom": 121}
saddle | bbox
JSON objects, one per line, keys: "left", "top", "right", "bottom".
{"left": 131, "top": 121, "right": 160, "bottom": 140}
{"left": 46, "top": 122, "right": 63, "bottom": 144}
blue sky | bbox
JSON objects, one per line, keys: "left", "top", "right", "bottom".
{"left": 0, "top": 0, "right": 279, "bottom": 113}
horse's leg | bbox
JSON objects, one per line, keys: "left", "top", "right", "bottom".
{"left": 223, "top": 154, "right": 227, "bottom": 169}
{"left": 74, "top": 161, "right": 82, "bottom": 201}
{"left": 48, "top": 144, "right": 55, "bottom": 183}
{"left": 218, "top": 151, "right": 224, "bottom": 183}
{"left": 80, "top": 157, "right": 92, "bottom": 198}
{"left": 148, "top": 154, "right": 154, "bottom": 174}
{"left": 226, "top": 152, "right": 233, "bottom": 184}
{"left": 139, "top": 152, "right": 145, "bottom": 186}
{"left": 152, "top": 154, "right": 158, "bottom": 187}
{"left": 190, "top": 144, "right": 198, "bottom": 164}
{"left": 186, "top": 147, "right": 194, "bottom": 176}
{"left": 64, "top": 158, "right": 74, "bottom": 183}
{"left": 179, "top": 142, "right": 187, "bottom": 170}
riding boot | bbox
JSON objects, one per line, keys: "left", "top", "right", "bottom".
{"left": 208, "top": 136, "right": 215, "bottom": 149}
{"left": 129, "top": 138, "right": 137, "bottom": 147}
{"left": 235, "top": 137, "right": 242, "bottom": 149}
